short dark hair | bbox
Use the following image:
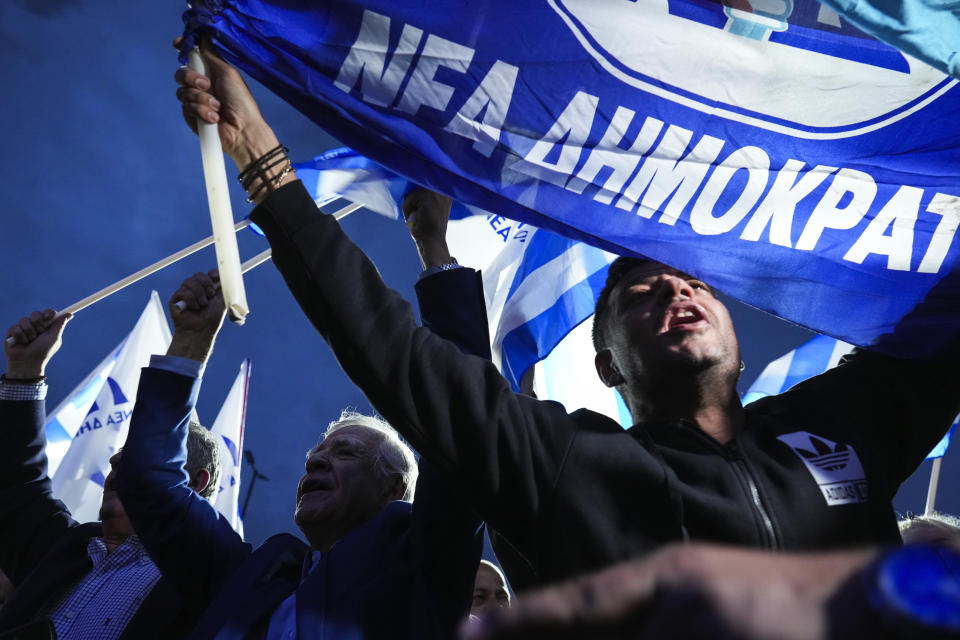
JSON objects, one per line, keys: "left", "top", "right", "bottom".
{"left": 592, "top": 256, "right": 653, "bottom": 353}
{"left": 186, "top": 422, "right": 221, "bottom": 501}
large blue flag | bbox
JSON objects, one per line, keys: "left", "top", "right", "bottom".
{"left": 183, "top": 0, "right": 960, "bottom": 359}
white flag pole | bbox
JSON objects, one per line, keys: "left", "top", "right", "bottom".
{"left": 4, "top": 220, "right": 251, "bottom": 347}
{"left": 925, "top": 457, "right": 943, "bottom": 516}
{"left": 189, "top": 46, "right": 249, "bottom": 326}
{"left": 4, "top": 200, "right": 366, "bottom": 342}
{"left": 176, "top": 200, "right": 366, "bottom": 312}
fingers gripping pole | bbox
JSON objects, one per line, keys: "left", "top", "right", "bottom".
{"left": 4, "top": 220, "right": 251, "bottom": 346}
{"left": 189, "top": 46, "right": 250, "bottom": 325}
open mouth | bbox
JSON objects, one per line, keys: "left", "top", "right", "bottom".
{"left": 662, "top": 305, "right": 708, "bottom": 333}
{"left": 298, "top": 477, "right": 334, "bottom": 498}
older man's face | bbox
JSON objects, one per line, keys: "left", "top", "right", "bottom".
{"left": 295, "top": 425, "right": 392, "bottom": 536}
{"left": 606, "top": 262, "right": 739, "bottom": 379}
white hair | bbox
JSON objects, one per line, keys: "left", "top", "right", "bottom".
{"left": 319, "top": 410, "right": 418, "bottom": 501}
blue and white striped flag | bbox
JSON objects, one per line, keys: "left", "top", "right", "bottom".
{"left": 295, "top": 150, "right": 616, "bottom": 391}
{"left": 744, "top": 334, "right": 957, "bottom": 460}
{"left": 742, "top": 334, "right": 854, "bottom": 405}
{"left": 208, "top": 359, "right": 251, "bottom": 536}
{"left": 51, "top": 293, "right": 172, "bottom": 522}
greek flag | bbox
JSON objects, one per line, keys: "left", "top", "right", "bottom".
{"left": 51, "top": 293, "right": 172, "bottom": 523}
{"left": 183, "top": 0, "right": 960, "bottom": 360}
{"left": 209, "top": 359, "right": 251, "bottom": 536}
{"left": 744, "top": 334, "right": 957, "bottom": 460}
{"left": 295, "top": 149, "right": 614, "bottom": 390}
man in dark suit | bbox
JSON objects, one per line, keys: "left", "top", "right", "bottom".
{"left": 0, "top": 306, "right": 222, "bottom": 640}
{"left": 115, "top": 270, "right": 482, "bottom": 639}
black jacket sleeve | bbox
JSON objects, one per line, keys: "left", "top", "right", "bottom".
{"left": 250, "top": 182, "right": 580, "bottom": 537}
{"left": 776, "top": 348, "right": 959, "bottom": 493}
{"left": 0, "top": 397, "right": 77, "bottom": 585}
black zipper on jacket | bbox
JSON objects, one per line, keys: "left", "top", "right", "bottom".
{"left": 726, "top": 442, "right": 779, "bottom": 549}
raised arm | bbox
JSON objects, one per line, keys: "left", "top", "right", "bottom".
{"left": 766, "top": 347, "right": 959, "bottom": 494}
{"left": 0, "top": 309, "right": 73, "bottom": 584}
{"left": 174, "top": 46, "right": 587, "bottom": 539}
{"left": 116, "top": 271, "right": 250, "bottom": 600}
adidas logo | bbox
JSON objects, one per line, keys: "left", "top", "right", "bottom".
{"left": 792, "top": 436, "right": 850, "bottom": 471}
{"left": 777, "top": 431, "right": 867, "bottom": 506}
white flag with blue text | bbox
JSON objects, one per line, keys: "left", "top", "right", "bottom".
{"left": 44, "top": 344, "right": 123, "bottom": 477}
{"left": 209, "top": 359, "right": 251, "bottom": 536}
{"left": 51, "top": 293, "right": 172, "bottom": 523}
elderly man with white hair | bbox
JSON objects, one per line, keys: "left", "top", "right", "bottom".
{"left": 115, "top": 271, "right": 482, "bottom": 640}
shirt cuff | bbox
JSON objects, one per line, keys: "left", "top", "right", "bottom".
{"left": 149, "top": 354, "right": 204, "bottom": 380}
{"left": 0, "top": 379, "right": 48, "bottom": 401}
{"left": 418, "top": 262, "right": 464, "bottom": 281}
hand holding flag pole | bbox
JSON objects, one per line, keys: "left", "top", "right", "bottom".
{"left": 188, "top": 47, "right": 249, "bottom": 326}
{"left": 3, "top": 201, "right": 362, "bottom": 345}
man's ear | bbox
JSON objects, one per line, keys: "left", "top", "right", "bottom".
{"left": 595, "top": 349, "right": 624, "bottom": 388}
{"left": 188, "top": 468, "right": 212, "bottom": 497}
{"left": 381, "top": 475, "right": 407, "bottom": 506}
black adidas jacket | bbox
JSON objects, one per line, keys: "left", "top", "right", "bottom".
{"left": 251, "top": 181, "right": 959, "bottom": 589}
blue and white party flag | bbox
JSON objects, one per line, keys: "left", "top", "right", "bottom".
{"left": 744, "top": 333, "right": 957, "bottom": 459}
{"left": 209, "top": 359, "right": 251, "bottom": 536}
{"left": 51, "top": 293, "right": 172, "bottom": 523}
{"left": 44, "top": 343, "right": 123, "bottom": 477}
{"left": 184, "top": 0, "right": 960, "bottom": 360}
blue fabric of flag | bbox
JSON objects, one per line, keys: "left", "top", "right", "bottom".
{"left": 928, "top": 420, "right": 957, "bottom": 460}
{"left": 182, "top": 0, "right": 960, "bottom": 360}
{"left": 779, "top": 334, "right": 840, "bottom": 394}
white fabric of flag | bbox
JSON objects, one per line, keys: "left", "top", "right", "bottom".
{"left": 532, "top": 318, "right": 633, "bottom": 428}
{"left": 51, "top": 292, "right": 172, "bottom": 523}
{"left": 743, "top": 333, "right": 957, "bottom": 459}
{"left": 209, "top": 359, "right": 251, "bottom": 536}
{"left": 44, "top": 344, "right": 123, "bottom": 477}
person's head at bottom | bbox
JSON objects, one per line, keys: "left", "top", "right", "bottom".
{"left": 472, "top": 560, "right": 511, "bottom": 617}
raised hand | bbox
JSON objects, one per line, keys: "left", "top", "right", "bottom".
{"left": 173, "top": 37, "right": 281, "bottom": 173}
{"left": 4, "top": 309, "right": 72, "bottom": 379}
{"left": 402, "top": 188, "right": 454, "bottom": 269}
{"left": 167, "top": 270, "right": 227, "bottom": 364}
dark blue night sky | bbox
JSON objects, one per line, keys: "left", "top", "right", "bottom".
{"left": 0, "top": 0, "right": 953, "bottom": 546}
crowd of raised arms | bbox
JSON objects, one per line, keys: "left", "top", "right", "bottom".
{"left": 1, "top": 41, "right": 958, "bottom": 640}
